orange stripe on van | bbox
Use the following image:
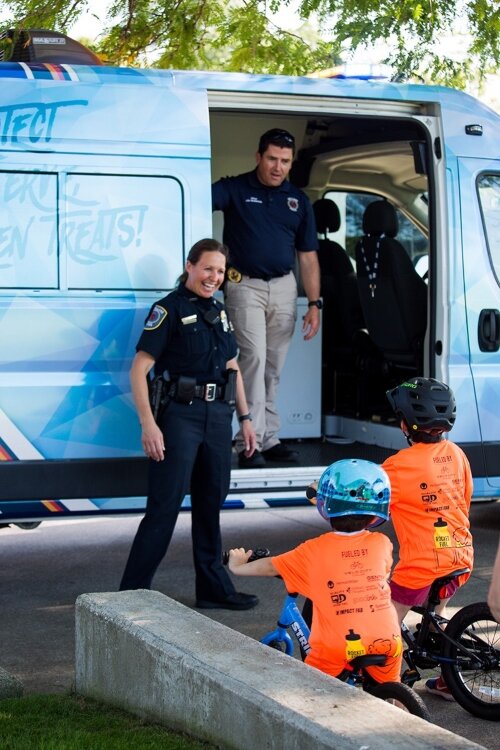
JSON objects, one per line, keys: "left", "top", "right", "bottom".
{"left": 41, "top": 500, "right": 64, "bottom": 512}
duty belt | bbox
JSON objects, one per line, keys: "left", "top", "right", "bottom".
{"left": 227, "top": 266, "right": 288, "bottom": 283}
{"left": 167, "top": 382, "right": 224, "bottom": 402}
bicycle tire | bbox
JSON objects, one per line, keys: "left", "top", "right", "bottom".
{"left": 365, "top": 681, "right": 431, "bottom": 721}
{"left": 441, "top": 602, "right": 500, "bottom": 721}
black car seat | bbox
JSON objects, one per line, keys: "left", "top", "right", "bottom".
{"left": 355, "top": 200, "right": 427, "bottom": 372}
{"left": 313, "top": 198, "right": 365, "bottom": 412}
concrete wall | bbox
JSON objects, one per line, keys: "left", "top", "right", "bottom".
{"left": 75, "top": 590, "right": 486, "bottom": 750}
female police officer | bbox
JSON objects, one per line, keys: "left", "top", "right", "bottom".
{"left": 120, "top": 238, "right": 258, "bottom": 610}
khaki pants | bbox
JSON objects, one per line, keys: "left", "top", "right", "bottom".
{"left": 224, "top": 272, "right": 297, "bottom": 453}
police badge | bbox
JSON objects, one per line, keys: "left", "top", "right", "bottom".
{"left": 227, "top": 266, "right": 242, "bottom": 283}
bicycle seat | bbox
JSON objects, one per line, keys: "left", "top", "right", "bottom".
{"left": 349, "top": 654, "right": 386, "bottom": 671}
{"left": 428, "top": 567, "right": 471, "bottom": 605}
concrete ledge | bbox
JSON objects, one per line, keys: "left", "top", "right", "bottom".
{"left": 75, "top": 591, "right": 485, "bottom": 750}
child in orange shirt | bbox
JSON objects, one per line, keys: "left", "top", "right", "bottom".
{"left": 382, "top": 377, "right": 473, "bottom": 700}
{"left": 228, "top": 459, "right": 403, "bottom": 684}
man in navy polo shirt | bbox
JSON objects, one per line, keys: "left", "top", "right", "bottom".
{"left": 212, "top": 128, "right": 321, "bottom": 468}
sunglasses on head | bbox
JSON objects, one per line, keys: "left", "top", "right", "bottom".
{"left": 260, "top": 129, "right": 295, "bottom": 150}
{"left": 268, "top": 130, "right": 295, "bottom": 144}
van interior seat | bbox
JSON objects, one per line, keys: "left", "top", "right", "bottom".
{"left": 314, "top": 198, "right": 365, "bottom": 347}
{"left": 313, "top": 198, "right": 366, "bottom": 413}
{"left": 355, "top": 199, "right": 427, "bottom": 372}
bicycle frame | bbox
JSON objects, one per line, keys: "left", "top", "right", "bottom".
{"left": 399, "top": 567, "right": 496, "bottom": 683}
{"left": 258, "top": 589, "right": 433, "bottom": 719}
{"left": 260, "top": 593, "right": 311, "bottom": 657}
{"left": 259, "top": 592, "right": 384, "bottom": 688}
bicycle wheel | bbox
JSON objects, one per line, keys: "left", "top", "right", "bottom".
{"left": 365, "top": 681, "right": 431, "bottom": 721}
{"left": 441, "top": 602, "right": 500, "bottom": 721}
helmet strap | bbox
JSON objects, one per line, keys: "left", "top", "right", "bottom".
{"left": 400, "top": 419, "right": 413, "bottom": 446}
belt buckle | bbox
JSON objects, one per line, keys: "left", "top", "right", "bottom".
{"left": 204, "top": 383, "right": 216, "bottom": 401}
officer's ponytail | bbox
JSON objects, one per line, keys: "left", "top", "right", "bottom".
{"left": 177, "top": 238, "right": 229, "bottom": 285}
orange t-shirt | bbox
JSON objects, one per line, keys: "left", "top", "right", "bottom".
{"left": 272, "top": 530, "right": 402, "bottom": 683}
{"left": 382, "top": 439, "right": 473, "bottom": 589}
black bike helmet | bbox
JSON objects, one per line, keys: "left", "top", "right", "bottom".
{"left": 386, "top": 377, "right": 456, "bottom": 438}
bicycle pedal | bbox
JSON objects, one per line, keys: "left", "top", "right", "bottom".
{"left": 402, "top": 668, "right": 420, "bottom": 686}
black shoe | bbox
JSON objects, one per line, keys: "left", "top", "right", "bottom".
{"left": 238, "top": 450, "right": 266, "bottom": 468}
{"left": 262, "top": 443, "right": 299, "bottom": 463}
{"left": 196, "top": 592, "right": 259, "bottom": 610}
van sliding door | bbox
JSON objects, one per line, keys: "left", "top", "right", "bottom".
{"left": 459, "top": 159, "right": 500, "bottom": 490}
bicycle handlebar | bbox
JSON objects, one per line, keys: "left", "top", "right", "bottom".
{"left": 222, "top": 547, "right": 271, "bottom": 565}
{"left": 305, "top": 485, "right": 317, "bottom": 501}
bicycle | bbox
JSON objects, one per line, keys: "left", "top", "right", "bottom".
{"left": 303, "top": 479, "right": 500, "bottom": 719}
{"left": 396, "top": 567, "right": 500, "bottom": 721}
{"left": 223, "top": 548, "right": 431, "bottom": 721}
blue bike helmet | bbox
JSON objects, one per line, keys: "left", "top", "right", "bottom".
{"left": 316, "top": 459, "right": 390, "bottom": 528}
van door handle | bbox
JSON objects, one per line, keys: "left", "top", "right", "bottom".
{"left": 478, "top": 309, "right": 500, "bottom": 352}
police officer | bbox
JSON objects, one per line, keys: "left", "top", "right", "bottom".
{"left": 212, "top": 128, "right": 321, "bottom": 468}
{"left": 120, "top": 238, "right": 258, "bottom": 610}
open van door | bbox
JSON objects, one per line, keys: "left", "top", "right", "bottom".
{"left": 459, "top": 160, "right": 500, "bottom": 491}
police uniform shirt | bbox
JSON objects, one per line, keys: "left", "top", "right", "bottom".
{"left": 137, "top": 284, "right": 237, "bottom": 383}
{"left": 212, "top": 170, "right": 319, "bottom": 278}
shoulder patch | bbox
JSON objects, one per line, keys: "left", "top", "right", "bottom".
{"left": 145, "top": 305, "right": 168, "bottom": 330}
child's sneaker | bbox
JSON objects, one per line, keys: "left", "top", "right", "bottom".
{"left": 425, "top": 676, "right": 455, "bottom": 701}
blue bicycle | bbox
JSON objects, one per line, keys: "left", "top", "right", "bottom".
{"left": 224, "top": 548, "right": 431, "bottom": 720}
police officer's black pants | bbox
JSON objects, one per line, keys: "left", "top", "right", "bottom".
{"left": 119, "top": 398, "right": 236, "bottom": 601}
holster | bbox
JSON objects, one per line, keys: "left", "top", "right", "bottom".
{"left": 224, "top": 368, "right": 237, "bottom": 407}
{"left": 149, "top": 375, "right": 166, "bottom": 422}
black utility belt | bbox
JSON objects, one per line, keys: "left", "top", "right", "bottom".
{"left": 167, "top": 381, "right": 225, "bottom": 402}
{"left": 250, "top": 272, "right": 288, "bottom": 282}
{"left": 150, "top": 370, "right": 237, "bottom": 421}
{"left": 227, "top": 266, "right": 289, "bottom": 284}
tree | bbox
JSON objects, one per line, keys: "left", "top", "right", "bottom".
{"left": 1, "top": 0, "right": 498, "bottom": 87}
{"left": 0, "top": 0, "right": 334, "bottom": 73}
{"left": 293, "top": 0, "right": 499, "bottom": 88}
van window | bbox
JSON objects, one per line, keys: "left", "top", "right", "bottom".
{"left": 65, "top": 174, "right": 183, "bottom": 291}
{"left": 477, "top": 174, "right": 500, "bottom": 286}
{"left": 323, "top": 190, "right": 428, "bottom": 275}
{"left": 0, "top": 171, "right": 58, "bottom": 289}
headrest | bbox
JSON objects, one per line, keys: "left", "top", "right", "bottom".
{"left": 362, "top": 200, "right": 398, "bottom": 238}
{"left": 313, "top": 198, "right": 341, "bottom": 235}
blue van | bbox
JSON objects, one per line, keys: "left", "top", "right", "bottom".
{"left": 0, "top": 51, "right": 498, "bottom": 524}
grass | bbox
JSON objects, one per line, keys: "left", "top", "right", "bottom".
{"left": 0, "top": 693, "right": 216, "bottom": 749}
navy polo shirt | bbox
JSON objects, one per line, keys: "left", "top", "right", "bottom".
{"left": 212, "top": 170, "right": 318, "bottom": 278}
{"left": 137, "top": 284, "right": 237, "bottom": 384}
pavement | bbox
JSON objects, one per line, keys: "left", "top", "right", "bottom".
{"left": 0, "top": 500, "right": 498, "bottom": 748}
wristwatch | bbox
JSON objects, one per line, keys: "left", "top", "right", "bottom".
{"left": 308, "top": 299, "right": 323, "bottom": 309}
{"left": 238, "top": 413, "right": 253, "bottom": 423}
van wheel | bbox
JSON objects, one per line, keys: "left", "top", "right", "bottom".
{"left": 15, "top": 522, "right": 42, "bottom": 530}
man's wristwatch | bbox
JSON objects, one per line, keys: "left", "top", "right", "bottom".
{"left": 308, "top": 299, "right": 323, "bottom": 309}
{"left": 238, "top": 413, "right": 252, "bottom": 423}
